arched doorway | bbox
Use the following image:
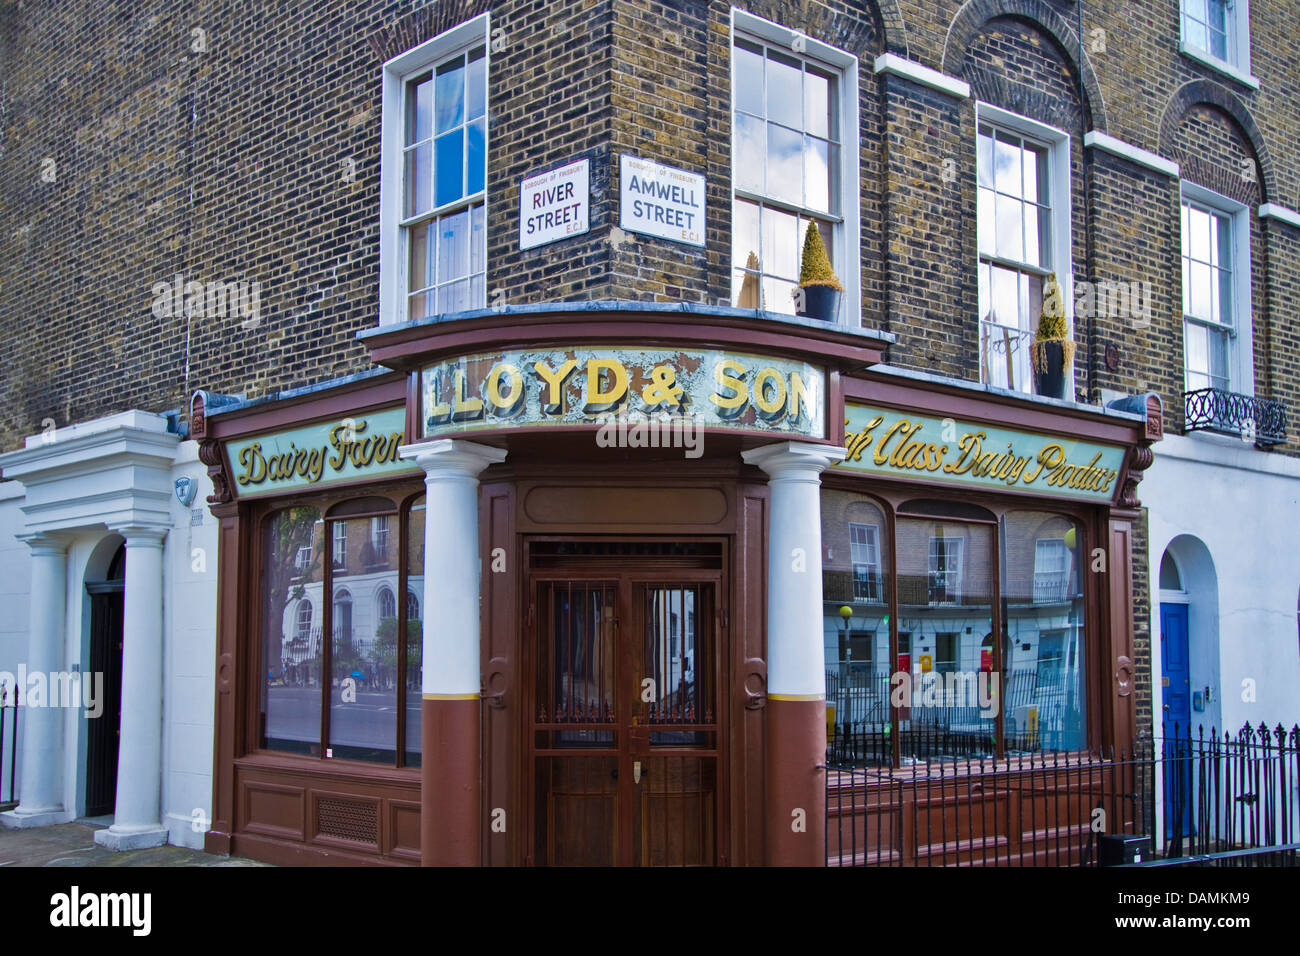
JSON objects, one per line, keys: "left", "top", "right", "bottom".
{"left": 85, "top": 541, "right": 126, "bottom": 818}
{"left": 1158, "top": 536, "right": 1221, "bottom": 735}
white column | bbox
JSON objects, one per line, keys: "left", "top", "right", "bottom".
{"left": 95, "top": 526, "right": 169, "bottom": 850}
{"left": 742, "top": 442, "right": 847, "bottom": 695}
{"left": 1, "top": 534, "right": 69, "bottom": 827}
{"left": 742, "top": 441, "right": 845, "bottom": 866}
{"left": 399, "top": 440, "right": 507, "bottom": 698}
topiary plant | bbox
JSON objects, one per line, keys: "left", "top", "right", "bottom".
{"left": 1031, "top": 273, "right": 1076, "bottom": 374}
{"left": 798, "top": 224, "right": 843, "bottom": 291}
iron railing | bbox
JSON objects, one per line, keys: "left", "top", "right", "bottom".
{"left": 1184, "top": 387, "right": 1288, "bottom": 446}
{"left": 0, "top": 684, "right": 18, "bottom": 810}
{"left": 826, "top": 721, "right": 1300, "bottom": 866}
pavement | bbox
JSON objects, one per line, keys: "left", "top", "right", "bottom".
{"left": 0, "top": 821, "right": 269, "bottom": 867}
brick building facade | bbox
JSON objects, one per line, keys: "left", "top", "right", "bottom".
{"left": 1, "top": 0, "right": 1297, "bottom": 865}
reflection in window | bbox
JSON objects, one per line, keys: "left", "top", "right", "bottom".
{"left": 331, "top": 515, "right": 398, "bottom": 762}
{"left": 260, "top": 498, "right": 427, "bottom": 766}
{"left": 1001, "top": 512, "right": 1085, "bottom": 753}
{"left": 263, "top": 507, "right": 323, "bottom": 754}
{"left": 897, "top": 517, "right": 995, "bottom": 761}
{"left": 731, "top": 33, "right": 841, "bottom": 316}
{"left": 821, "top": 492, "right": 892, "bottom": 765}
{"left": 404, "top": 44, "right": 488, "bottom": 319}
{"left": 405, "top": 497, "right": 425, "bottom": 766}
{"left": 978, "top": 123, "right": 1052, "bottom": 392}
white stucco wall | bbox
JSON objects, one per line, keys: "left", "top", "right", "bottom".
{"left": 0, "top": 434, "right": 218, "bottom": 849}
{"left": 1144, "top": 432, "right": 1300, "bottom": 737}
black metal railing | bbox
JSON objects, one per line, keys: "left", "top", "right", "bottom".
{"left": 1184, "top": 388, "right": 1288, "bottom": 446}
{"left": 826, "top": 721, "right": 1300, "bottom": 866}
{"left": 0, "top": 684, "right": 18, "bottom": 810}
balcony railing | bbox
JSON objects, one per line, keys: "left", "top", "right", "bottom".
{"left": 1184, "top": 388, "right": 1288, "bottom": 446}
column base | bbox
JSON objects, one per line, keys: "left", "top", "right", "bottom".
{"left": 0, "top": 806, "right": 69, "bottom": 829}
{"left": 766, "top": 695, "right": 827, "bottom": 867}
{"left": 94, "top": 823, "right": 169, "bottom": 851}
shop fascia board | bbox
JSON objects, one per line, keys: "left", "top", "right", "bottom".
{"left": 0, "top": 411, "right": 179, "bottom": 536}
{"left": 845, "top": 365, "right": 1152, "bottom": 447}
{"left": 357, "top": 302, "right": 895, "bottom": 373}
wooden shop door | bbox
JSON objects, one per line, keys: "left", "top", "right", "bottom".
{"left": 529, "top": 572, "right": 722, "bottom": 866}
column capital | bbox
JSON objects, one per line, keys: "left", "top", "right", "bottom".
{"left": 112, "top": 525, "right": 169, "bottom": 545}
{"left": 16, "top": 531, "right": 70, "bottom": 555}
{"left": 399, "top": 439, "right": 507, "bottom": 479}
{"left": 742, "top": 441, "right": 846, "bottom": 479}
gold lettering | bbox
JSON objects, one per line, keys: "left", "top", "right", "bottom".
{"left": 943, "top": 431, "right": 984, "bottom": 475}
{"left": 452, "top": 369, "right": 485, "bottom": 422}
{"left": 1023, "top": 443, "right": 1066, "bottom": 484}
{"left": 788, "top": 371, "right": 812, "bottom": 424}
{"left": 236, "top": 442, "right": 267, "bottom": 486}
{"left": 485, "top": 363, "right": 524, "bottom": 414}
{"left": 710, "top": 359, "right": 748, "bottom": 414}
{"left": 873, "top": 420, "right": 908, "bottom": 466}
{"left": 752, "top": 368, "right": 786, "bottom": 420}
{"left": 583, "top": 358, "right": 627, "bottom": 414}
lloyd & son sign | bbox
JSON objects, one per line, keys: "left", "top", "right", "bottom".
{"left": 421, "top": 347, "right": 825, "bottom": 439}
{"left": 839, "top": 405, "right": 1126, "bottom": 502}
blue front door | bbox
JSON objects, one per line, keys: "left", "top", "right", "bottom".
{"left": 1160, "top": 603, "right": 1191, "bottom": 838}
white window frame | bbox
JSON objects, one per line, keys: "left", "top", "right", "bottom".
{"left": 1179, "top": 180, "right": 1254, "bottom": 398}
{"left": 1179, "top": 0, "right": 1258, "bottom": 89}
{"left": 848, "top": 522, "right": 882, "bottom": 602}
{"left": 975, "top": 103, "right": 1074, "bottom": 397}
{"left": 332, "top": 521, "right": 347, "bottom": 569}
{"left": 928, "top": 535, "right": 964, "bottom": 606}
{"left": 295, "top": 599, "right": 314, "bottom": 640}
{"left": 729, "top": 8, "right": 860, "bottom": 326}
{"left": 1032, "top": 538, "right": 1072, "bottom": 602}
{"left": 379, "top": 13, "right": 491, "bottom": 327}
{"left": 371, "top": 515, "right": 391, "bottom": 557}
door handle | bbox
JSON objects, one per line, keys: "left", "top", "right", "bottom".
{"left": 633, "top": 760, "right": 642, "bottom": 784}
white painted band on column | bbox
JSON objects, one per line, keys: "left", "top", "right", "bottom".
{"left": 15, "top": 535, "right": 68, "bottom": 815}
{"left": 742, "top": 442, "right": 846, "bottom": 698}
{"left": 400, "top": 440, "right": 507, "bottom": 697}
{"left": 111, "top": 528, "right": 167, "bottom": 833}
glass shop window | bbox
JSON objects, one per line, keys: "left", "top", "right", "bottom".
{"left": 259, "top": 497, "right": 427, "bottom": 766}
{"left": 1001, "top": 511, "right": 1085, "bottom": 753}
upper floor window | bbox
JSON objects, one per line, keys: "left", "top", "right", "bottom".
{"left": 976, "top": 105, "right": 1071, "bottom": 395}
{"left": 1180, "top": 0, "right": 1254, "bottom": 82}
{"left": 1180, "top": 184, "right": 1253, "bottom": 397}
{"left": 332, "top": 522, "right": 347, "bottom": 569}
{"left": 730, "top": 11, "right": 858, "bottom": 322}
{"left": 380, "top": 16, "right": 489, "bottom": 326}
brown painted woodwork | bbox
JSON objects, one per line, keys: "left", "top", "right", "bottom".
{"left": 765, "top": 698, "right": 827, "bottom": 866}
{"left": 525, "top": 568, "right": 725, "bottom": 866}
{"left": 1107, "top": 519, "right": 1138, "bottom": 749}
{"left": 422, "top": 697, "right": 481, "bottom": 866}
{"left": 359, "top": 307, "right": 889, "bottom": 373}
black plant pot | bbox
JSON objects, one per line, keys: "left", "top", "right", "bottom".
{"left": 798, "top": 284, "right": 841, "bottom": 322}
{"left": 1032, "top": 340, "right": 1067, "bottom": 399}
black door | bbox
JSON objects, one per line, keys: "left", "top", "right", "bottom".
{"left": 85, "top": 571, "right": 125, "bottom": 818}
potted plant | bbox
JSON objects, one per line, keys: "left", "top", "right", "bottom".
{"left": 795, "top": 223, "right": 842, "bottom": 321}
{"left": 1030, "top": 273, "right": 1075, "bottom": 400}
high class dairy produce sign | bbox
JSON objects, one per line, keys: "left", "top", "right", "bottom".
{"left": 519, "top": 159, "right": 590, "bottom": 250}
{"left": 619, "top": 154, "right": 704, "bottom": 246}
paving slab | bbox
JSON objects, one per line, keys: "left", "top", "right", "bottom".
{"left": 0, "top": 822, "right": 269, "bottom": 867}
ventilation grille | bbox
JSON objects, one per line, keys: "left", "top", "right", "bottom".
{"left": 316, "top": 798, "right": 378, "bottom": 845}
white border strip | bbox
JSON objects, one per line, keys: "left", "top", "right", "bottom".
{"left": 1259, "top": 203, "right": 1300, "bottom": 228}
{"left": 1083, "top": 131, "right": 1180, "bottom": 178}
{"left": 873, "top": 53, "right": 970, "bottom": 100}
{"left": 1178, "top": 41, "right": 1261, "bottom": 91}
